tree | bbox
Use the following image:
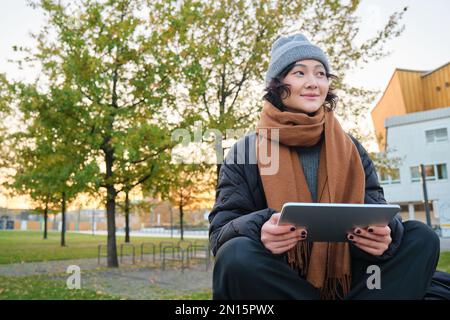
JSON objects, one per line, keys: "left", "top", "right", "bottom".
{"left": 2, "top": 83, "right": 95, "bottom": 245}
{"left": 369, "top": 147, "right": 404, "bottom": 184}
{"left": 116, "top": 188, "right": 132, "bottom": 243}
{"left": 0, "top": 74, "right": 13, "bottom": 175}
{"left": 115, "top": 188, "right": 142, "bottom": 243}
{"left": 167, "top": 0, "right": 406, "bottom": 179}
{"left": 7, "top": 0, "right": 180, "bottom": 267}
{"left": 153, "top": 162, "right": 215, "bottom": 240}
{"left": 27, "top": 194, "right": 59, "bottom": 240}
{"left": 113, "top": 123, "right": 173, "bottom": 243}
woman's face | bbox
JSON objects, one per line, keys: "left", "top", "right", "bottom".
{"left": 281, "top": 59, "right": 330, "bottom": 114}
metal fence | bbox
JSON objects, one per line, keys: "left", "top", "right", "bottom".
{"left": 97, "top": 240, "right": 212, "bottom": 272}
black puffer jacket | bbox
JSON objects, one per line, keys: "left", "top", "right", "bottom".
{"left": 208, "top": 133, "right": 404, "bottom": 262}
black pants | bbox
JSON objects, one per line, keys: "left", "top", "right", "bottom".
{"left": 213, "top": 220, "right": 440, "bottom": 300}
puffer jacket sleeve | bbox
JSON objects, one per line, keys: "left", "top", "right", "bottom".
{"left": 349, "top": 135, "right": 404, "bottom": 262}
{"left": 208, "top": 137, "right": 276, "bottom": 257}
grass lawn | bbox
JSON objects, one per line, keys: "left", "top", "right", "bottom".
{"left": 0, "top": 275, "right": 121, "bottom": 300}
{"left": 0, "top": 230, "right": 208, "bottom": 265}
{"left": 437, "top": 251, "right": 450, "bottom": 273}
{"left": 0, "top": 275, "right": 212, "bottom": 300}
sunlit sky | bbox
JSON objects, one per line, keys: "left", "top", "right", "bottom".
{"left": 1, "top": 1, "right": 449, "bottom": 93}
{"left": 1, "top": 0, "right": 449, "bottom": 209}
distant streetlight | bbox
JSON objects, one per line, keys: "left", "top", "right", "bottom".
{"left": 419, "top": 164, "right": 432, "bottom": 227}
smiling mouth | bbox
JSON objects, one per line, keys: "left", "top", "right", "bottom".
{"left": 301, "top": 95, "right": 319, "bottom": 99}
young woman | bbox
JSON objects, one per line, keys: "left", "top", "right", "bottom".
{"left": 208, "top": 33, "right": 440, "bottom": 300}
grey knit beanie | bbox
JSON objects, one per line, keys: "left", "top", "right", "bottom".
{"left": 265, "top": 33, "right": 330, "bottom": 86}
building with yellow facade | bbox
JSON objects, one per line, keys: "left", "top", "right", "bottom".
{"left": 371, "top": 62, "right": 450, "bottom": 150}
{"left": 370, "top": 61, "right": 450, "bottom": 236}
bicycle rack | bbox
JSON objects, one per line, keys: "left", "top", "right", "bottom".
{"left": 192, "top": 240, "right": 211, "bottom": 259}
{"left": 140, "top": 242, "right": 157, "bottom": 263}
{"left": 97, "top": 244, "right": 107, "bottom": 265}
{"left": 120, "top": 243, "right": 136, "bottom": 264}
{"left": 159, "top": 240, "right": 212, "bottom": 272}
{"left": 186, "top": 243, "right": 211, "bottom": 271}
{"left": 159, "top": 241, "right": 177, "bottom": 260}
{"left": 161, "top": 244, "right": 186, "bottom": 271}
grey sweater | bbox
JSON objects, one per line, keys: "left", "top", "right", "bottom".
{"left": 294, "top": 137, "right": 323, "bottom": 202}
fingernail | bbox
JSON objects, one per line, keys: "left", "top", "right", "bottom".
{"left": 368, "top": 228, "right": 374, "bottom": 233}
{"left": 348, "top": 234, "right": 354, "bottom": 240}
{"left": 301, "top": 230, "right": 306, "bottom": 236}
{"left": 355, "top": 228, "right": 361, "bottom": 234}
{"left": 290, "top": 227, "right": 296, "bottom": 232}
{"left": 301, "top": 234, "right": 306, "bottom": 239}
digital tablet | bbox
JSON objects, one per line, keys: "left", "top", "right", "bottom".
{"left": 277, "top": 202, "right": 400, "bottom": 242}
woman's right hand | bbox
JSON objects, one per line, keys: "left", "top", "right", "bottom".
{"left": 261, "top": 212, "right": 307, "bottom": 254}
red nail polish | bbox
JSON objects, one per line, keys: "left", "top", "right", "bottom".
{"left": 368, "top": 228, "right": 374, "bottom": 233}
{"left": 290, "top": 227, "right": 296, "bottom": 232}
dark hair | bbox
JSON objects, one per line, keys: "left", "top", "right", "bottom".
{"left": 263, "top": 61, "right": 339, "bottom": 112}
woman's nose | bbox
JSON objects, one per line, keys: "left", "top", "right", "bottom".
{"left": 304, "top": 74, "right": 318, "bottom": 88}
{"left": 305, "top": 80, "right": 318, "bottom": 89}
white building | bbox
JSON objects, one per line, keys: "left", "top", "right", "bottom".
{"left": 380, "top": 106, "right": 450, "bottom": 237}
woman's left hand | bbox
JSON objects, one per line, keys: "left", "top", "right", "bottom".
{"left": 347, "top": 225, "right": 392, "bottom": 256}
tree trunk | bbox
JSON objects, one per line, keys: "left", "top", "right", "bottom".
{"left": 105, "top": 146, "right": 119, "bottom": 268}
{"left": 43, "top": 201, "right": 48, "bottom": 240}
{"left": 179, "top": 200, "right": 184, "bottom": 241}
{"left": 125, "top": 189, "right": 130, "bottom": 243}
{"left": 61, "top": 192, "right": 66, "bottom": 247}
{"left": 104, "top": 64, "right": 120, "bottom": 267}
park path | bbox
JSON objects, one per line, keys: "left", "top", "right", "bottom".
{"left": 0, "top": 256, "right": 103, "bottom": 277}
{"left": 0, "top": 254, "right": 213, "bottom": 300}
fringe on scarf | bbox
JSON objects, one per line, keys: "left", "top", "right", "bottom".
{"left": 287, "top": 241, "right": 311, "bottom": 278}
{"left": 286, "top": 242, "right": 351, "bottom": 300}
{"left": 318, "top": 274, "right": 352, "bottom": 300}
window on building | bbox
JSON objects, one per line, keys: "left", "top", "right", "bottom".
{"left": 411, "top": 166, "right": 424, "bottom": 182}
{"left": 410, "top": 166, "right": 420, "bottom": 182}
{"left": 425, "top": 128, "right": 448, "bottom": 143}
{"left": 378, "top": 168, "right": 401, "bottom": 185}
{"left": 437, "top": 164, "right": 448, "bottom": 180}
{"left": 410, "top": 163, "right": 448, "bottom": 182}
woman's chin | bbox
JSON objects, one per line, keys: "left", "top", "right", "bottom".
{"left": 285, "top": 105, "right": 321, "bottom": 114}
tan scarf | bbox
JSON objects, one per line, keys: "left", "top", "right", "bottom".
{"left": 255, "top": 101, "right": 365, "bottom": 299}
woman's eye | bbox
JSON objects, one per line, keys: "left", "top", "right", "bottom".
{"left": 317, "top": 71, "right": 325, "bottom": 77}
{"left": 294, "top": 71, "right": 304, "bottom": 76}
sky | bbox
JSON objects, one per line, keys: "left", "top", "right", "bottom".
{"left": 1, "top": 1, "right": 449, "bottom": 137}
{"left": 1, "top": 0, "right": 450, "bottom": 209}
{"left": 1, "top": 1, "right": 449, "bottom": 96}
{"left": 346, "top": 0, "right": 450, "bottom": 94}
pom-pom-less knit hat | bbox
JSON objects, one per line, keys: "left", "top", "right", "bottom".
{"left": 265, "top": 33, "right": 330, "bottom": 86}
